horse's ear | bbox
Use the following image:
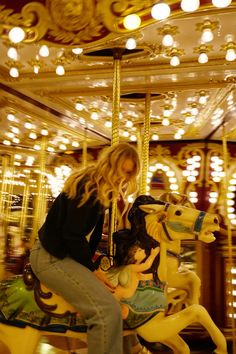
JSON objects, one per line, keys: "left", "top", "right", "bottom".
{"left": 138, "top": 203, "right": 164, "bottom": 214}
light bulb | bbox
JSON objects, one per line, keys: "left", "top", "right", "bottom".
{"left": 72, "top": 47, "right": 83, "bottom": 55}
{"left": 24, "top": 122, "right": 33, "bottom": 129}
{"left": 178, "top": 128, "right": 185, "bottom": 135}
{"left": 162, "top": 118, "right": 170, "bottom": 126}
{"left": 198, "top": 52, "right": 208, "bottom": 64}
{"left": 201, "top": 28, "right": 214, "bottom": 43}
{"left": 212, "top": 0, "right": 232, "bottom": 7}
{"left": 39, "top": 45, "right": 49, "bottom": 57}
{"left": 199, "top": 95, "right": 207, "bottom": 104}
{"left": 75, "top": 102, "right": 84, "bottom": 111}
{"left": 8, "top": 27, "right": 25, "bottom": 43}
{"left": 123, "top": 14, "right": 141, "bottom": 30}
{"left": 152, "top": 134, "right": 159, "bottom": 141}
{"left": 174, "top": 133, "right": 182, "bottom": 139}
{"left": 151, "top": 3, "right": 171, "bottom": 20}
{"left": 170, "top": 55, "right": 180, "bottom": 66}
{"left": 56, "top": 65, "right": 65, "bottom": 75}
{"left": 9, "top": 67, "right": 19, "bottom": 77}
{"left": 41, "top": 129, "right": 48, "bottom": 136}
{"left": 125, "top": 38, "right": 137, "bottom": 50}
{"left": 162, "top": 34, "right": 174, "bottom": 47}
{"left": 7, "top": 47, "right": 18, "bottom": 60}
{"left": 225, "top": 48, "right": 236, "bottom": 61}
{"left": 33, "top": 65, "right": 40, "bottom": 74}
{"left": 181, "top": 0, "right": 200, "bottom": 12}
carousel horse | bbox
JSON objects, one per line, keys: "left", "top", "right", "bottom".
{"left": 158, "top": 192, "right": 202, "bottom": 313}
{"left": 0, "top": 195, "right": 227, "bottom": 354}
{"left": 108, "top": 195, "right": 227, "bottom": 354}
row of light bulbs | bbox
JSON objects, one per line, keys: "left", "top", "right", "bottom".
{"left": 147, "top": 155, "right": 236, "bottom": 224}
{"left": 3, "top": 112, "right": 80, "bottom": 151}
{"left": 123, "top": 0, "right": 232, "bottom": 30}
{"left": 6, "top": 1, "right": 234, "bottom": 77}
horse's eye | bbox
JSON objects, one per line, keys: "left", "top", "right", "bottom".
{"left": 175, "top": 210, "right": 182, "bottom": 216}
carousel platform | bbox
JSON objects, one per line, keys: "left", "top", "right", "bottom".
{"left": 0, "top": 335, "right": 233, "bottom": 354}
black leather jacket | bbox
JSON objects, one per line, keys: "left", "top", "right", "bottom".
{"left": 38, "top": 177, "right": 105, "bottom": 271}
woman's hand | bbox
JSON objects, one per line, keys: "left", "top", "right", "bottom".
{"left": 144, "top": 246, "right": 160, "bottom": 269}
{"left": 94, "top": 267, "right": 116, "bottom": 292}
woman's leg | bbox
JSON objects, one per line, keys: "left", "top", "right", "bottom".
{"left": 30, "top": 242, "right": 123, "bottom": 354}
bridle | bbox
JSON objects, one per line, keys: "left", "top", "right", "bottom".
{"left": 160, "top": 203, "right": 206, "bottom": 241}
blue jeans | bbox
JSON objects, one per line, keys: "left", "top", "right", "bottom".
{"left": 30, "top": 241, "right": 123, "bottom": 354}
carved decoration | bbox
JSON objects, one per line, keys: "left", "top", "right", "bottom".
{"left": 1, "top": 0, "right": 233, "bottom": 47}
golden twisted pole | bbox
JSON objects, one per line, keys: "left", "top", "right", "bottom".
{"left": 222, "top": 126, "right": 236, "bottom": 348}
{"left": 82, "top": 129, "right": 88, "bottom": 168}
{"left": 3, "top": 155, "right": 15, "bottom": 226}
{"left": 31, "top": 136, "right": 47, "bottom": 247}
{"left": 19, "top": 176, "right": 30, "bottom": 240}
{"left": 0, "top": 155, "right": 11, "bottom": 216}
{"left": 140, "top": 93, "right": 151, "bottom": 195}
{"left": 109, "top": 48, "right": 123, "bottom": 259}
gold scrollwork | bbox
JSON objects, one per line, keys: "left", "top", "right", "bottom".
{"left": 46, "top": 0, "right": 107, "bottom": 45}
{"left": 0, "top": 3, "right": 49, "bottom": 43}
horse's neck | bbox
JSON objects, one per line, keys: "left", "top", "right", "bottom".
{"left": 167, "top": 240, "right": 181, "bottom": 254}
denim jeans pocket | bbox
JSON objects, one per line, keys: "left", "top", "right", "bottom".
{"left": 30, "top": 243, "right": 60, "bottom": 275}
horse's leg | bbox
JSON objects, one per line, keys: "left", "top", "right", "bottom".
{"left": 160, "top": 334, "right": 190, "bottom": 354}
{"left": 167, "top": 271, "right": 201, "bottom": 305}
{"left": 136, "top": 305, "right": 227, "bottom": 354}
{"left": 0, "top": 323, "right": 41, "bottom": 354}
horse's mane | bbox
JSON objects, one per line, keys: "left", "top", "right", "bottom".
{"left": 113, "top": 195, "right": 166, "bottom": 280}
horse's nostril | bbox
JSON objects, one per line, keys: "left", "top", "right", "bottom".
{"left": 214, "top": 217, "right": 219, "bottom": 224}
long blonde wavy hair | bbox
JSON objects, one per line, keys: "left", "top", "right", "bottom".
{"left": 63, "top": 143, "right": 140, "bottom": 209}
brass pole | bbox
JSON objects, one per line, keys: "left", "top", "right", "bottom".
{"left": 19, "top": 176, "right": 30, "bottom": 240}
{"left": 136, "top": 128, "right": 142, "bottom": 193}
{"left": 31, "top": 136, "right": 47, "bottom": 247}
{"left": 82, "top": 130, "right": 88, "bottom": 168}
{"left": 109, "top": 48, "right": 123, "bottom": 259}
{"left": 4, "top": 155, "right": 15, "bottom": 226}
{"left": 140, "top": 93, "right": 151, "bottom": 195}
{"left": 222, "top": 127, "right": 236, "bottom": 346}
{"left": 0, "top": 155, "right": 11, "bottom": 215}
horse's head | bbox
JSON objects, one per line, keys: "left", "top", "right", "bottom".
{"left": 129, "top": 195, "right": 219, "bottom": 244}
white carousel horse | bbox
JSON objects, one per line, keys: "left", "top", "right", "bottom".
{"left": 114, "top": 195, "right": 227, "bottom": 354}
{"left": 0, "top": 195, "right": 227, "bottom": 354}
{"left": 158, "top": 192, "right": 202, "bottom": 313}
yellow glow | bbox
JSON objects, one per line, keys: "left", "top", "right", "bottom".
{"left": 123, "top": 14, "right": 141, "bottom": 30}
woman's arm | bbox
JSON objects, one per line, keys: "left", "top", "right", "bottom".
{"left": 130, "top": 247, "right": 160, "bottom": 273}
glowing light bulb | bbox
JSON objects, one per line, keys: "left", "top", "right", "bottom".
{"left": 212, "top": 0, "right": 232, "bottom": 7}
{"left": 151, "top": 3, "right": 171, "bottom": 20}
{"left": 56, "top": 65, "right": 65, "bottom": 75}
{"left": 7, "top": 47, "right": 18, "bottom": 60}
{"left": 201, "top": 28, "right": 214, "bottom": 43}
{"left": 198, "top": 52, "right": 208, "bottom": 64}
{"left": 9, "top": 67, "right": 19, "bottom": 77}
{"left": 123, "top": 14, "right": 141, "bottom": 30}
{"left": 33, "top": 65, "right": 40, "bottom": 74}
{"left": 226, "top": 48, "right": 236, "bottom": 61}
{"left": 181, "top": 0, "right": 200, "bottom": 12}
{"left": 72, "top": 47, "right": 83, "bottom": 55}
{"left": 39, "top": 45, "right": 49, "bottom": 57}
{"left": 170, "top": 55, "right": 180, "bottom": 66}
{"left": 162, "top": 118, "right": 170, "bottom": 126}
{"left": 126, "top": 38, "right": 137, "bottom": 50}
{"left": 8, "top": 27, "right": 25, "bottom": 43}
{"left": 162, "top": 34, "right": 174, "bottom": 47}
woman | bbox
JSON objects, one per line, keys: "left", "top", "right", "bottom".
{"left": 30, "top": 142, "right": 140, "bottom": 354}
